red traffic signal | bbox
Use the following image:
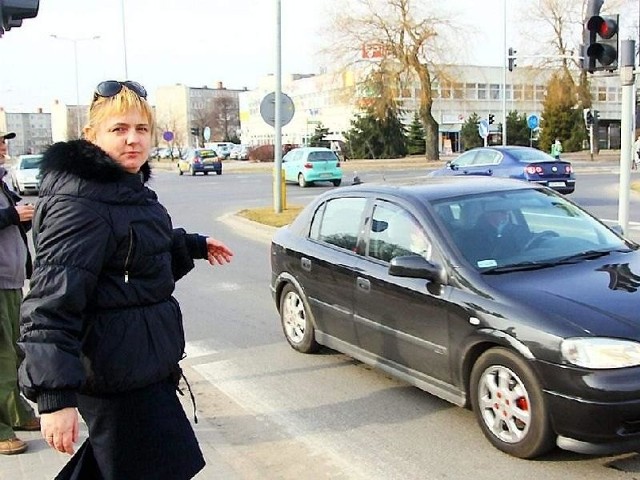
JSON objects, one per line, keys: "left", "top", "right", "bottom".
{"left": 585, "top": 14, "right": 619, "bottom": 71}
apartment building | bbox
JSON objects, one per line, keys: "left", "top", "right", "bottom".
{"left": 0, "top": 108, "right": 52, "bottom": 156}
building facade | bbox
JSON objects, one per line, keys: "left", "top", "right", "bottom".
{"left": 239, "top": 64, "right": 623, "bottom": 153}
{"left": 155, "top": 82, "right": 245, "bottom": 150}
{"left": 0, "top": 108, "right": 52, "bottom": 156}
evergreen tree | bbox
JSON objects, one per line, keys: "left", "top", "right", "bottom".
{"left": 460, "top": 113, "right": 483, "bottom": 151}
{"left": 539, "top": 72, "right": 587, "bottom": 153}
{"left": 345, "top": 107, "right": 407, "bottom": 159}
{"left": 308, "top": 124, "right": 330, "bottom": 148}
{"left": 406, "top": 113, "right": 426, "bottom": 155}
{"left": 506, "top": 111, "right": 531, "bottom": 147}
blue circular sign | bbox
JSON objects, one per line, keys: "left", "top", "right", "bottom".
{"left": 527, "top": 115, "right": 539, "bottom": 130}
{"left": 163, "top": 131, "right": 174, "bottom": 142}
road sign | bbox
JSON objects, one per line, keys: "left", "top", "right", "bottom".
{"left": 260, "top": 92, "right": 295, "bottom": 127}
{"left": 478, "top": 119, "right": 489, "bottom": 138}
{"left": 527, "top": 114, "right": 539, "bottom": 130}
{"left": 203, "top": 126, "right": 211, "bottom": 142}
{"left": 162, "top": 131, "right": 174, "bottom": 142}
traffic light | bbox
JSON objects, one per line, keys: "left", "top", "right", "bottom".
{"left": 0, "top": 0, "right": 39, "bottom": 37}
{"left": 585, "top": 13, "right": 619, "bottom": 72}
{"left": 488, "top": 114, "right": 495, "bottom": 125}
{"left": 508, "top": 47, "right": 516, "bottom": 72}
{"left": 190, "top": 127, "right": 200, "bottom": 136}
{"left": 583, "top": 108, "right": 594, "bottom": 126}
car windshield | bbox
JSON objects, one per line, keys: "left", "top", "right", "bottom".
{"left": 430, "top": 188, "right": 631, "bottom": 272}
{"left": 20, "top": 157, "right": 42, "bottom": 169}
{"left": 197, "top": 150, "right": 217, "bottom": 159}
{"left": 308, "top": 151, "right": 338, "bottom": 162}
{"left": 505, "top": 149, "right": 557, "bottom": 163}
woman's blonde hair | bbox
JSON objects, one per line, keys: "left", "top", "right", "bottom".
{"left": 84, "top": 85, "right": 155, "bottom": 140}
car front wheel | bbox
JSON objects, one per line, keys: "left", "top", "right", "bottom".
{"left": 279, "top": 283, "right": 319, "bottom": 353}
{"left": 470, "top": 347, "right": 554, "bottom": 459}
{"left": 298, "top": 173, "right": 307, "bottom": 188}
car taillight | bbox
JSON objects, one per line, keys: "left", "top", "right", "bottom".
{"left": 336, "top": 161, "right": 341, "bottom": 167}
{"left": 525, "top": 165, "right": 543, "bottom": 175}
{"left": 565, "top": 165, "right": 573, "bottom": 173}
{"left": 194, "top": 157, "right": 201, "bottom": 164}
{"left": 304, "top": 162, "right": 313, "bottom": 169}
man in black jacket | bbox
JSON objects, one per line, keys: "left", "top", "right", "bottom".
{"left": 0, "top": 131, "right": 39, "bottom": 455}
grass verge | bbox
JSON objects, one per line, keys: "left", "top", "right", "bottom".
{"left": 237, "top": 205, "right": 304, "bottom": 227}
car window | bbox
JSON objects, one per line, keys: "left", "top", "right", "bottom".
{"left": 308, "top": 151, "right": 339, "bottom": 162}
{"left": 20, "top": 157, "right": 42, "bottom": 169}
{"left": 311, "top": 197, "right": 367, "bottom": 251}
{"left": 452, "top": 150, "right": 477, "bottom": 167}
{"left": 197, "top": 149, "right": 217, "bottom": 159}
{"left": 507, "top": 149, "right": 556, "bottom": 163}
{"left": 472, "top": 150, "right": 501, "bottom": 166}
{"left": 368, "top": 201, "right": 432, "bottom": 263}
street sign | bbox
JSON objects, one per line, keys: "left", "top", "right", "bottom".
{"left": 527, "top": 114, "right": 539, "bottom": 130}
{"left": 478, "top": 119, "right": 489, "bottom": 138}
{"left": 162, "top": 131, "right": 174, "bottom": 142}
{"left": 203, "top": 126, "right": 211, "bottom": 142}
{"left": 260, "top": 92, "right": 295, "bottom": 127}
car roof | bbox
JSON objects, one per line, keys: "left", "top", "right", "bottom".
{"left": 290, "top": 147, "right": 332, "bottom": 152}
{"left": 318, "top": 176, "right": 538, "bottom": 202}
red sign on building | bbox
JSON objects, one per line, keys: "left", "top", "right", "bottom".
{"left": 361, "top": 43, "right": 386, "bottom": 59}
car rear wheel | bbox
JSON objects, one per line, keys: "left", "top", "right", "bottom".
{"left": 178, "top": 168, "right": 183, "bottom": 176}
{"left": 298, "top": 174, "right": 307, "bottom": 188}
{"left": 190, "top": 166, "right": 196, "bottom": 176}
{"left": 279, "top": 283, "right": 319, "bottom": 353}
{"left": 332, "top": 179, "right": 342, "bottom": 187}
{"left": 216, "top": 170, "right": 222, "bottom": 175}
{"left": 470, "top": 347, "right": 554, "bottom": 459}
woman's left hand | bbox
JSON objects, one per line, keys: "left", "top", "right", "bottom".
{"left": 205, "top": 237, "right": 234, "bottom": 266}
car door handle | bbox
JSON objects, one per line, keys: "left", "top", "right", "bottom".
{"left": 301, "top": 257, "right": 311, "bottom": 272}
{"left": 357, "top": 277, "right": 370, "bottom": 292}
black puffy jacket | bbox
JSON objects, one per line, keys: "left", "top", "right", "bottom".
{"left": 18, "top": 140, "right": 207, "bottom": 413}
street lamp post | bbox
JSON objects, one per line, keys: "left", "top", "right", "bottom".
{"left": 50, "top": 34, "right": 100, "bottom": 139}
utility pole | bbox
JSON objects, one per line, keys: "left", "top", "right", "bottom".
{"left": 617, "top": 40, "right": 636, "bottom": 235}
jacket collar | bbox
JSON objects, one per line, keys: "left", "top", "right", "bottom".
{"left": 41, "top": 139, "right": 151, "bottom": 184}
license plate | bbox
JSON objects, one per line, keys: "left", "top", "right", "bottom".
{"left": 320, "top": 173, "right": 332, "bottom": 177}
{"left": 548, "top": 181, "right": 565, "bottom": 187}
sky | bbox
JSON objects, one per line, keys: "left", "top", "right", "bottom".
{"left": 0, "top": 0, "right": 637, "bottom": 112}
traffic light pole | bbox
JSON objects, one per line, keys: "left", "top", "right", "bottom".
{"left": 617, "top": 39, "right": 635, "bottom": 236}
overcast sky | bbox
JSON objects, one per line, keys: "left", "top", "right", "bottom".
{"left": 0, "top": 0, "right": 637, "bottom": 112}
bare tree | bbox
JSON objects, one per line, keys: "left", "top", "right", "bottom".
{"left": 325, "top": 0, "right": 466, "bottom": 160}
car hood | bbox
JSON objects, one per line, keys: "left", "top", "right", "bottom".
{"left": 483, "top": 250, "right": 640, "bottom": 338}
{"left": 15, "top": 168, "right": 40, "bottom": 181}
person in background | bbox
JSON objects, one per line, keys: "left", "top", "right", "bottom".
{"left": 551, "top": 138, "right": 563, "bottom": 159}
{"left": 17, "top": 81, "right": 233, "bottom": 479}
{"left": 633, "top": 135, "right": 640, "bottom": 171}
{"left": 0, "top": 131, "right": 39, "bottom": 456}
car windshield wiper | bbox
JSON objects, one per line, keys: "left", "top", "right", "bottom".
{"left": 553, "top": 249, "right": 613, "bottom": 265}
{"left": 481, "top": 249, "right": 620, "bottom": 274}
{"left": 482, "top": 261, "right": 560, "bottom": 274}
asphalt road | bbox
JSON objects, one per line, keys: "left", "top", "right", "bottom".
{"left": 144, "top": 163, "right": 640, "bottom": 479}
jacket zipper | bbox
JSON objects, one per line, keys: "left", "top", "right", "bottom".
{"left": 124, "top": 225, "right": 134, "bottom": 283}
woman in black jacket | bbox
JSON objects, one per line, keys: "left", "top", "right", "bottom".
{"left": 18, "top": 80, "right": 233, "bottom": 479}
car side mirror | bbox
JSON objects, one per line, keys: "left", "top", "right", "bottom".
{"left": 447, "top": 161, "right": 458, "bottom": 171}
{"left": 388, "top": 255, "right": 448, "bottom": 285}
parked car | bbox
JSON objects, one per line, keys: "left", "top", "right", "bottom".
{"left": 282, "top": 147, "right": 342, "bottom": 187}
{"left": 177, "top": 148, "right": 222, "bottom": 175}
{"left": 270, "top": 176, "right": 640, "bottom": 459}
{"left": 429, "top": 146, "right": 575, "bottom": 194}
{"left": 206, "top": 142, "right": 235, "bottom": 159}
{"left": 10, "top": 153, "right": 42, "bottom": 195}
{"left": 229, "top": 144, "right": 250, "bottom": 160}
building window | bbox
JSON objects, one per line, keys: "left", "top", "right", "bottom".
{"left": 490, "top": 84, "right": 501, "bottom": 100}
{"left": 607, "top": 87, "right": 617, "bottom": 102}
{"left": 598, "top": 87, "right": 607, "bottom": 102}
{"left": 477, "top": 83, "right": 487, "bottom": 100}
{"left": 524, "top": 85, "right": 534, "bottom": 101}
{"left": 453, "top": 83, "right": 464, "bottom": 99}
{"left": 535, "top": 85, "right": 545, "bottom": 101}
{"left": 465, "top": 83, "right": 476, "bottom": 100}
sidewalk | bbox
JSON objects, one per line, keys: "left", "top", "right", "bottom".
{"left": 0, "top": 379, "right": 243, "bottom": 480}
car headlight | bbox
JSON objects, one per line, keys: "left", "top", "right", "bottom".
{"left": 561, "top": 337, "right": 640, "bottom": 369}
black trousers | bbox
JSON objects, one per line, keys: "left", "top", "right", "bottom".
{"left": 56, "top": 379, "right": 205, "bottom": 480}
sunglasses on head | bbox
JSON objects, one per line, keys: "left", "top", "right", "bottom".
{"left": 93, "top": 80, "right": 148, "bottom": 102}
